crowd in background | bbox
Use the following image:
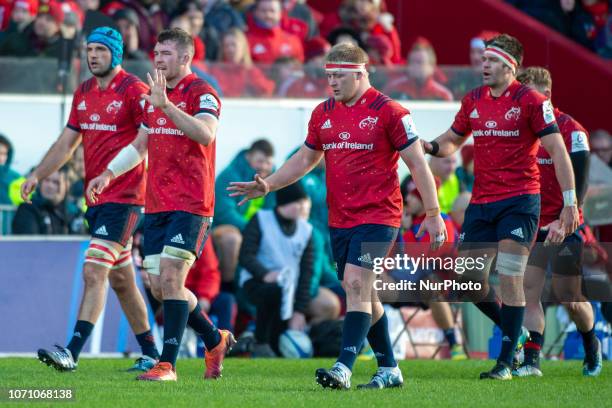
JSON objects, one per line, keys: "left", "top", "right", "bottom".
{"left": 1, "top": 0, "right": 612, "bottom": 358}
{"left": 506, "top": 0, "right": 612, "bottom": 58}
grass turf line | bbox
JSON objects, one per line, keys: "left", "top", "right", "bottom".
{"left": 2, "top": 358, "right": 609, "bottom": 407}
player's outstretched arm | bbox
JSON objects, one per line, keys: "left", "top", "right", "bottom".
{"left": 86, "top": 128, "right": 148, "bottom": 204}
{"left": 21, "top": 127, "right": 82, "bottom": 203}
{"left": 541, "top": 132, "right": 579, "bottom": 235}
{"left": 422, "top": 128, "right": 466, "bottom": 158}
{"left": 228, "top": 144, "right": 323, "bottom": 206}
{"left": 399, "top": 141, "right": 448, "bottom": 248}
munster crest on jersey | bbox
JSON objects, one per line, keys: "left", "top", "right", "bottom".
{"left": 504, "top": 106, "right": 521, "bottom": 121}
{"left": 106, "top": 100, "right": 123, "bottom": 114}
{"left": 359, "top": 116, "right": 379, "bottom": 130}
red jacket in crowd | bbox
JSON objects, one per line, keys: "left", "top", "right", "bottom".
{"left": 209, "top": 63, "right": 275, "bottom": 97}
{"left": 283, "top": 75, "right": 330, "bottom": 98}
{"left": 246, "top": 14, "right": 304, "bottom": 64}
{"left": 384, "top": 76, "right": 454, "bottom": 101}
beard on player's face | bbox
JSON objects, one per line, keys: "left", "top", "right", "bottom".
{"left": 89, "top": 59, "right": 113, "bottom": 78}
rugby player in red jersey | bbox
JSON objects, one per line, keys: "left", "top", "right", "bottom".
{"left": 423, "top": 34, "right": 580, "bottom": 380}
{"left": 229, "top": 43, "right": 446, "bottom": 390}
{"left": 22, "top": 27, "right": 159, "bottom": 372}
{"left": 88, "top": 28, "right": 235, "bottom": 382}
{"left": 515, "top": 67, "right": 601, "bottom": 378}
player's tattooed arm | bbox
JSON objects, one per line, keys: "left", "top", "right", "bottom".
{"left": 540, "top": 132, "right": 580, "bottom": 235}
{"left": 422, "top": 128, "right": 466, "bottom": 157}
{"left": 21, "top": 127, "right": 82, "bottom": 202}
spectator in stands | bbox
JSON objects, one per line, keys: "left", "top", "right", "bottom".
{"left": 591, "top": 129, "right": 612, "bottom": 166}
{"left": 204, "top": 0, "right": 245, "bottom": 37}
{"left": 112, "top": 7, "right": 148, "bottom": 60}
{"left": 429, "top": 155, "right": 460, "bottom": 215}
{"left": 384, "top": 38, "right": 454, "bottom": 101}
{"left": 100, "top": 0, "right": 168, "bottom": 53}
{"left": 507, "top": 0, "right": 599, "bottom": 51}
{"left": 0, "top": 0, "right": 12, "bottom": 31}
{"left": 269, "top": 55, "right": 302, "bottom": 96}
{"left": 0, "top": 133, "right": 20, "bottom": 205}
{"left": 210, "top": 27, "right": 275, "bottom": 97}
{"left": 326, "top": 26, "right": 367, "bottom": 49}
{"left": 65, "top": 145, "right": 87, "bottom": 234}
{"left": 365, "top": 32, "right": 393, "bottom": 66}
{"left": 5, "top": 0, "right": 39, "bottom": 34}
{"left": 185, "top": 240, "right": 237, "bottom": 332}
{"left": 282, "top": 36, "right": 330, "bottom": 97}
{"left": 456, "top": 144, "right": 474, "bottom": 193}
{"left": 12, "top": 168, "right": 75, "bottom": 234}
{"left": 323, "top": 0, "right": 402, "bottom": 63}
{"left": 170, "top": 4, "right": 206, "bottom": 61}
{"left": 0, "top": 1, "right": 63, "bottom": 57}
{"left": 238, "top": 182, "right": 313, "bottom": 357}
{"left": 213, "top": 139, "right": 276, "bottom": 292}
{"left": 449, "top": 30, "right": 498, "bottom": 98}
{"left": 283, "top": 0, "right": 318, "bottom": 39}
{"left": 246, "top": 0, "right": 304, "bottom": 63}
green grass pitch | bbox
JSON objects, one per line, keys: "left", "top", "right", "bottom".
{"left": 2, "top": 358, "right": 610, "bottom": 407}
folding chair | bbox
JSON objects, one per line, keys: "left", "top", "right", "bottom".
{"left": 390, "top": 304, "right": 470, "bottom": 359}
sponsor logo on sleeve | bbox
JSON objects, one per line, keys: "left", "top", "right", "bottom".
{"left": 199, "top": 94, "right": 219, "bottom": 112}
{"left": 542, "top": 100, "right": 555, "bottom": 124}
{"left": 571, "top": 131, "right": 589, "bottom": 152}
{"left": 401, "top": 114, "right": 419, "bottom": 140}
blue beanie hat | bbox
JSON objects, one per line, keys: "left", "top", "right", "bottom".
{"left": 87, "top": 26, "right": 124, "bottom": 69}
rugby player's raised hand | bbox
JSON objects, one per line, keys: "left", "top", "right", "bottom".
{"left": 143, "top": 69, "right": 169, "bottom": 109}
{"left": 227, "top": 174, "right": 270, "bottom": 206}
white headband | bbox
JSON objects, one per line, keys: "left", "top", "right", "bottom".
{"left": 324, "top": 62, "right": 366, "bottom": 73}
{"left": 484, "top": 46, "right": 518, "bottom": 73}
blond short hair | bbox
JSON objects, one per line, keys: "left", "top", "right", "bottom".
{"left": 517, "top": 66, "right": 552, "bottom": 90}
{"left": 325, "top": 42, "right": 369, "bottom": 65}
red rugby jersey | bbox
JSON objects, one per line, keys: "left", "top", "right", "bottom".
{"left": 305, "top": 87, "right": 419, "bottom": 228}
{"left": 141, "top": 73, "right": 220, "bottom": 217}
{"left": 538, "top": 108, "right": 589, "bottom": 227}
{"left": 67, "top": 69, "right": 148, "bottom": 207}
{"left": 451, "top": 80, "right": 560, "bottom": 204}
